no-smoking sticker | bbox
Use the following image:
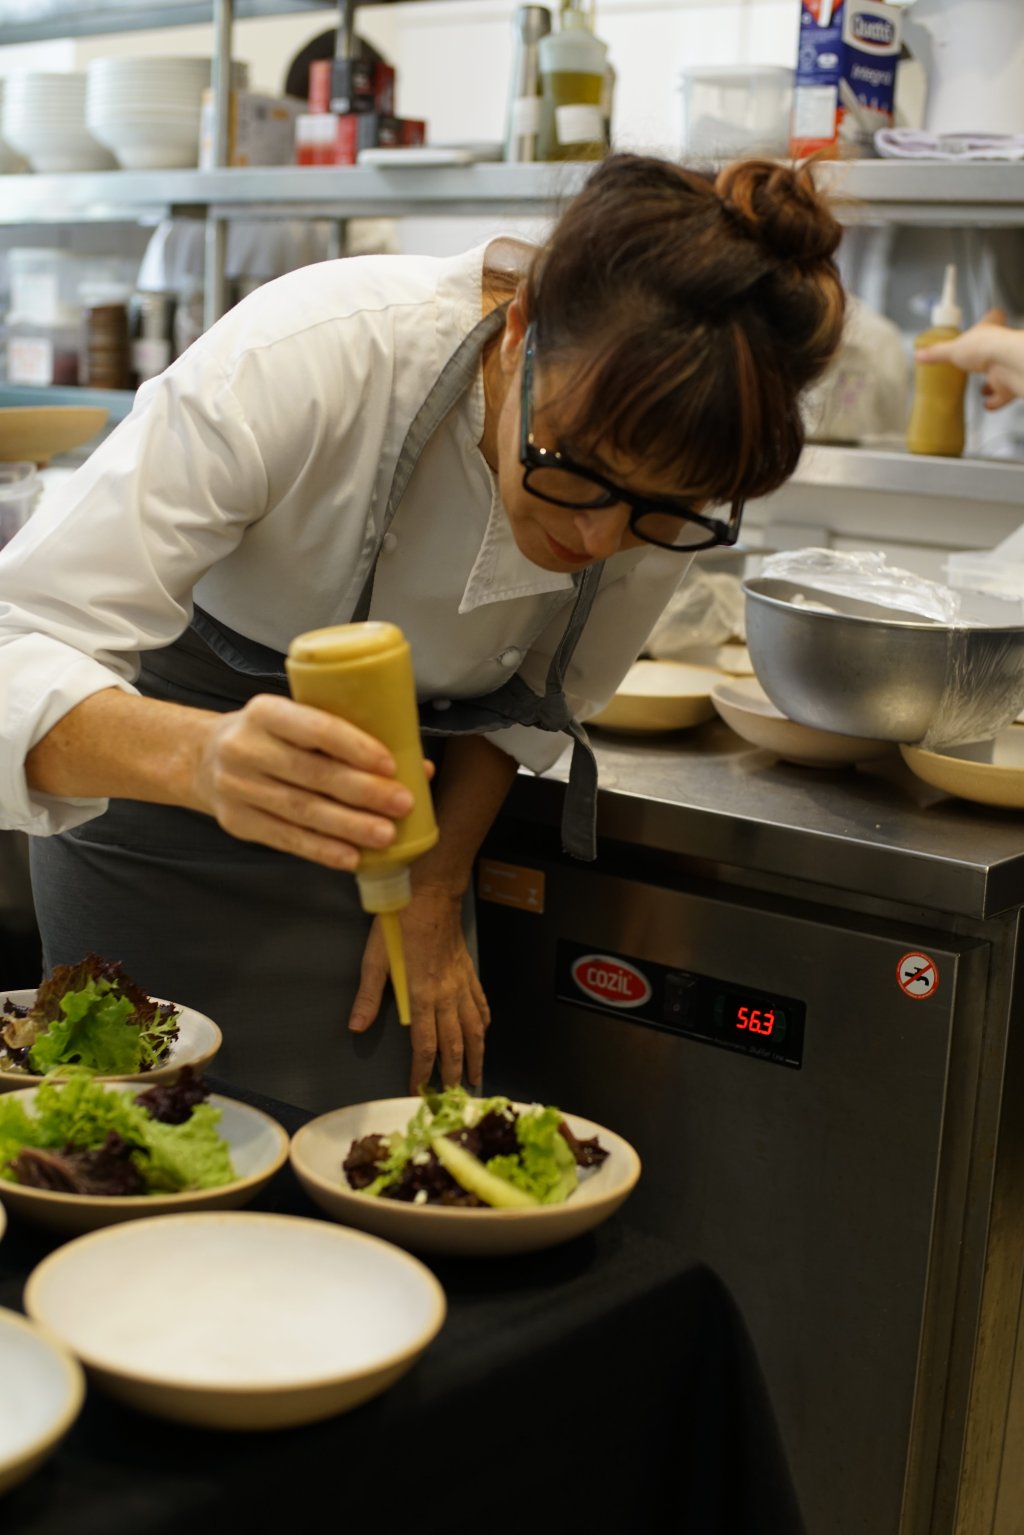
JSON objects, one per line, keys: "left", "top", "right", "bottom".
{"left": 897, "top": 952, "right": 939, "bottom": 999}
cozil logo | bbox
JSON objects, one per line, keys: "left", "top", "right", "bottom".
{"left": 851, "top": 13, "right": 896, "bottom": 47}
{"left": 571, "top": 953, "right": 652, "bottom": 1009}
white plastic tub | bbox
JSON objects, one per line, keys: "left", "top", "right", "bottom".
{"left": 678, "top": 65, "right": 793, "bottom": 159}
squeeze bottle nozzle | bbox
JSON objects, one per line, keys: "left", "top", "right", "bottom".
{"left": 931, "top": 264, "right": 963, "bottom": 329}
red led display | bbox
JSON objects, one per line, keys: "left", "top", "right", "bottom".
{"left": 733, "top": 1004, "right": 775, "bottom": 1037}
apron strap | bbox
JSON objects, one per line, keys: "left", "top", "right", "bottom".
{"left": 350, "top": 303, "right": 509, "bottom": 625}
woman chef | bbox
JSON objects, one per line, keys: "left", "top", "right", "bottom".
{"left": 0, "top": 154, "right": 845, "bottom": 1111}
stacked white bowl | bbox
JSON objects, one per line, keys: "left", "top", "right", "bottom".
{"left": 1, "top": 73, "right": 115, "bottom": 173}
{"left": 85, "top": 56, "right": 248, "bottom": 171}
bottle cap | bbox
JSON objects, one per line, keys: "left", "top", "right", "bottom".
{"left": 931, "top": 264, "right": 962, "bottom": 329}
{"left": 356, "top": 863, "right": 412, "bottom": 913}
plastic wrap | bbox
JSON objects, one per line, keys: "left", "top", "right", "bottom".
{"left": 753, "top": 549, "right": 1024, "bottom": 748}
{"left": 644, "top": 570, "right": 746, "bottom": 658}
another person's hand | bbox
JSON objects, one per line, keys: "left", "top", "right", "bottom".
{"left": 194, "top": 693, "right": 431, "bottom": 869}
{"left": 348, "top": 882, "right": 490, "bottom": 1091}
{"left": 916, "top": 307, "right": 1024, "bottom": 410}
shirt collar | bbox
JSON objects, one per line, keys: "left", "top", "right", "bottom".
{"left": 459, "top": 467, "right": 573, "bottom": 614}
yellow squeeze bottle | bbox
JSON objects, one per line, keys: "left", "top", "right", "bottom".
{"left": 907, "top": 263, "right": 966, "bottom": 458}
{"left": 285, "top": 622, "right": 439, "bottom": 1025}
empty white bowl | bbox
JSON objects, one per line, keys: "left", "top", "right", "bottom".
{"left": 711, "top": 675, "right": 893, "bottom": 767}
{"left": 901, "top": 729, "right": 1024, "bottom": 809}
{"left": 588, "top": 660, "right": 721, "bottom": 734}
{"left": 25, "top": 1211, "right": 446, "bottom": 1430}
{"left": 0, "top": 1307, "right": 84, "bottom": 1496}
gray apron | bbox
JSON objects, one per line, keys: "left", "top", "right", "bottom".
{"left": 30, "top": 307, "right": 603, "bottom": 1112}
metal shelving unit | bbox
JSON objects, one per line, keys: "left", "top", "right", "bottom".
{"left": 0, "top": 163, "right": 587, "bottom": 224}
{"left": 2, "top": 160, "right": 1023, "bottom": 227}
{"left": 0, "top": 0, "right": 336, "bottom": 45}
{"left": 2, "top": 0, "right": 1024, "bottom": 503}
{"left": 792, "top": 443, "right": 1024, "bottom": 505}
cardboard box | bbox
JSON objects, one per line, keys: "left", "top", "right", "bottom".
{"left": 200, "top": 90, "right": 303, "bottom": 168}
{"left": 790, "top": 0, "right": 902, "bottom": 158}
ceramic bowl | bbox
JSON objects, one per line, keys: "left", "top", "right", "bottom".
{"left": 900, "top": 729, "right": 1024, "bottom": 809}
{"left": 0, "top": 407, "right": 109, "bottom": 466}
{"left": 711, "top": 676, "right": 893, "bottom": 768}
{"left": 0, "top": 1082, "right": 289, "bottom": 1236}
{"left": 0, "top": 1307, "right": 85, "bottom": 1495}
{"left": 24, "top": 1211, "right": 446, "bottom": 1430}
{"left": 0, "top": 988, "right": 222, "bottom": 1093}
{"left": 588, "top": 659, "right": 721, "bottom": 734}
{"left": 290, "top": 1096, "right": 641, "bottom": 1258}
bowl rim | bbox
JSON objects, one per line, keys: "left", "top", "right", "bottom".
{"left": 741, "top": 575, "right": 1024, "bottom": 636}
{"left": 0, "top": 1084, "right": 289, "bottom": 1214}
{"left": 24, "top": 1210, "right": 447, "bottom": 1395}
{"left": 0, "top": 1306, "right": 86, "bottom": 1480}
{"left": 289, "top": 1095, "right": 642, "bottom": 1223}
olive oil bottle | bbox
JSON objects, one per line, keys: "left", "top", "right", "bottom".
{"left": 538, "top": 0, "right": 608, "bottom": 162}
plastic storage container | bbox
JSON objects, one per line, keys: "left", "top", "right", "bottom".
{"left": 0, "top": 461, "right": 41, "bottom": 549}
{"left": 678, "top": 65, "right": 793, "bottom": 159}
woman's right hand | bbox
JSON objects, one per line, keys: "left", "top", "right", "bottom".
{"left": 192, "top": 693, "right": 416, "bottom": 869}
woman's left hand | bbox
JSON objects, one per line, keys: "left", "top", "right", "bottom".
{"left": 347, "top": 882, "right": 490, "bottom": 1091}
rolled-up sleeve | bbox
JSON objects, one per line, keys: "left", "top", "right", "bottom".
{"left": 490, "top": 549, "right": 693, "bottom": 774}
{"left": 0, "top": 358, "right": 269, "bottom": 834}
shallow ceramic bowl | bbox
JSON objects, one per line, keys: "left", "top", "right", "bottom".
{"left": 711, "top": 676, "right": 893, "bottom": 768}
{"left": 0, "top": 1307, "right": 85, "bottom": 1495}
{"left": 744, "top": 576, "right": 1024, "bottom": 743}
{"left": 0, "top": 407, "right": 109, "bottom": 466}
{"left": 290, "top": 1096, "right": 641, "bottom": 1258}
{"left": 24, "top": 1211, "right": 446, "bottom": 1430}
{"left": 588, "top": 660, "right": 721, "bottom": 734}
{"left": 900, "top": 729, "right": 1024, "bottom": 810}
{"left": 0, "top": 1083, "right": 288, "bottom": 1236}
{"left": 0, "top": 988, "right": 222, "bottom": 1093}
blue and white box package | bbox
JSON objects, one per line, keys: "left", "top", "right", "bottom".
{"left": 790, "top": 0, "right": 902, "bottom": 157}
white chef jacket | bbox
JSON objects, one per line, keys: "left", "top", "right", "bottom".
{"left": 0, "top": 240, "right": 690, "bottom": 837}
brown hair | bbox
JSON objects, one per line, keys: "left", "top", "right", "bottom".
{"left": 522, "top": 154, "right": 846, "bottom": 506}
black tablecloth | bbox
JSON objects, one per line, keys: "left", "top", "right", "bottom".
{"left": 1, "top": 1083, "right": 806, "bottom": 1535}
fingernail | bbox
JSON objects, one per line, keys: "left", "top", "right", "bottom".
{"left": 369, "top": 821, "right": 395, "bottom": 847}
{"left": 348, "top": 1015, "right": 365, "bottom": 1032}
{"left": 391, "top": 789, "right": 414, "bottom": 815}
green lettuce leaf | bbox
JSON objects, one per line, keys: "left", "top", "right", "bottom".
{"left": 486, "top": 1105, "right": 579, "bottom": 1205}
{"left": 28, "top": 984, "right": 142, "bottom": 1075}
{"left": 0, "top": 1073, "right": 233, "bottom": 1193}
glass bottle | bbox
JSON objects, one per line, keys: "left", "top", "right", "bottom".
{"left": 538, "top": 0, "right": 608, "bottom": 162}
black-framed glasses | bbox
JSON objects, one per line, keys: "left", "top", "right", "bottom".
{"left": 519, "top": 324, "right": 743, "bottom": 552}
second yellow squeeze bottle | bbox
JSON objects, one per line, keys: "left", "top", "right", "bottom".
{"left": 907, "top": 262, "right": 966, "bottom": 458}
{"left": 285, "top": 621, "right": 439, "bottom": 1026}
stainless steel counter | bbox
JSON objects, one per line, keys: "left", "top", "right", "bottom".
{"left": 510, "top": 721, "right": 1024, "bottom": 921}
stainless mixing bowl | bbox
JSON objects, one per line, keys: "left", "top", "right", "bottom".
{"left": 743, "top": 576, "right": 1024, "bottom": 745}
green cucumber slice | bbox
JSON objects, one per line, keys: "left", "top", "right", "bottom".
{"left": 431, "top": 1135, "right": 539, "bottom": 1209}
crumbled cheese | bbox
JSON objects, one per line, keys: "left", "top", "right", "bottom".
{"left": 414, "top": 1189, "right": 428, "bottom": 1205}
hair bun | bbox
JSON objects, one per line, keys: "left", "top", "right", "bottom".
{"left": 714, "top": 159, "right": 841, "bottom": 266}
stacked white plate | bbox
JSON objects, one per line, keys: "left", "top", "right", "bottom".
{"left": 85, "top": 55, "right": 248, "bottom": 170}
{"left": 1, "top": 72, "right": 114, "bottom": 173}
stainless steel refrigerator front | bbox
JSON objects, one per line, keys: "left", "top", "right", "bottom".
{"left": 477, "top": 849, "right": 1005, "bottom": 1535}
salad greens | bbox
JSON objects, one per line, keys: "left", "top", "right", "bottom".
{"left": 0, "top": 1071, "right": 234, "bottom": 1196}
{"left": 344, "top": 1085, "right": 607, "bottom": 1209}
{"left": 0, "top": 954, "right": 180, "bottom": 1077}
